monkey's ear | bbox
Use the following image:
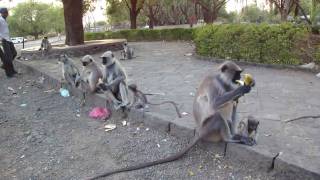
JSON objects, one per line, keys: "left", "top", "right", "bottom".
{"left": 220, "top": 64, "right": 228, "bottom": 72}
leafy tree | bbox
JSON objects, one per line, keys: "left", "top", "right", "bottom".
{"left": 240, "top": 5, "right": 268, "bottom": 23}
{"left": 8, "top": 1, "right": 52, "bottom": 39}
{"left": 106, "top": 0, "right": 129, "bottom": 26}
{"left": 193, "top": 0, "right": 228, "bottom": 23}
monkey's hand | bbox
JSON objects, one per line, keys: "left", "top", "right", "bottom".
{"left": 238, "top": 84, "right": 252, "bottom": 95}
{"left": 98, "top": 83, "right": 111, "bottom": 91}
{"left": 240, "top": 136, "right": 256, "bottom": 146}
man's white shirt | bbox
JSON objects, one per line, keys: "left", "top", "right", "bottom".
{"left": 0, "top": 16, "right": 11, "bottom": 42}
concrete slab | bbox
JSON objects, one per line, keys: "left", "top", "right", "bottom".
{"left": 15, "top": 41, "right": 320, "bottom": 179}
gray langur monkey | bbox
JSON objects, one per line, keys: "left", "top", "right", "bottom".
{"left": 98, "top": 51, "right": 130, "bottom": 110}
{"left": 87, "top": 61, "right": 256, "bottom": 180}
{"left": 57, "top": 54, "right": 81, "bottom": 88}
{"left": 128, "top": 83, "right": 182, "bottom": 118}
{"left": 80, "top": 55, "right": 103, "bottom": 105}
{"left": 38, "top": 36, "right": 52, "bottom": 55}
{"left": 235, "top": 115, "right": 259, "bottom": 144}
{"left": 120, "top": 42, "right": 134, "bottom": 60}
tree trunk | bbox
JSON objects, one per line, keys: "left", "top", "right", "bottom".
{"left": 130, "top": 11, "right": 138, "bottom": 29}
{"left": 62, "top": 0, "right": 84, "bottom": 46}
{"left": 280, "top": 10, "right": 288, "bottom": 21}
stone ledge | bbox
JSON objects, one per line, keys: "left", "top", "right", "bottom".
{"left": 21, "top": 39, "right": 126, "bottom": 60}
{"left": 15, "top": 59, "right": 320, "bottom": 180}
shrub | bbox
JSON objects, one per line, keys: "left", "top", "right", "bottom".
{"left": 194, "top": 23, "right": 307, "bottom": 65}
{"left": 84, "top": 28, "right": 194, "bottom": 42}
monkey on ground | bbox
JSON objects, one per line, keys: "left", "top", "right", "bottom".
{"left": 38, "top": 36, "right": 52, "bottom": 55}
{"left": 57, "top": 54, "right": 81, "bottom": 88}
{"left": 234, "top": 115, "right": 259, "bottom": 145}
{"left": 120, "top": 42, "right": 134, "bottom": 60}
{"left": 98, "top": 51, "right": 130, "bottom": 110}
{"left": 87, "top": 61, "right": 256, "bottom": 179}
{"left": 128, "top": 83, "right": 182, "bottom": 118}
{"left": 80, "top": 55, "right": 103, "bottom": 105}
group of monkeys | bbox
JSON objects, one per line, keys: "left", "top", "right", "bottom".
{"left": 57, "top": 42, "right": 260, "bottom": 179}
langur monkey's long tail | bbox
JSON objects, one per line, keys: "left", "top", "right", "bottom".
{"left": 148, "top": 101, "right": 182, "bottom": 118}
{"left": 87, "top": 137, "right": 200, "bottom": 180}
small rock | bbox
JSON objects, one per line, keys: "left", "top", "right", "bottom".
{"left": 300, "top": 62, "right": 315, "bottom": 69}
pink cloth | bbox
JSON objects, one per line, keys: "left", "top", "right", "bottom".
{"left": 89, "top": 107, "right": 110, "bottom": 120}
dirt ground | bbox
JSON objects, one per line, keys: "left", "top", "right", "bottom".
{"left": 0, "top": 68, "right": 287, "bottom": 180}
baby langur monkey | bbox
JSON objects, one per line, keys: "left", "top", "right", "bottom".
{"left": 235, "top": 115, "right": 259, "bottom": 145}
{"left": 120, "top": 42, "right": 134, "bottom": 60}
{"left": 87, "top": 61, "right": 256, "bottom": 180}
{"left": 57, "top": 54, "right": 81, "bottom": 88}
{"left": 99, "top": 51, "right": 130, "bottom": 110}
{"left": 128, "top": 83, "right": 182, "bottom": 118}
{"left": 80, "top": 55, "right": 103, "bottom": 105}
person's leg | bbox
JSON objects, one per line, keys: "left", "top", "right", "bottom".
{"left": 1, "top": 40, "right": 15, "bottom": 77}
{"left": 8, "top": 41, "right": 17, "bottom": 74}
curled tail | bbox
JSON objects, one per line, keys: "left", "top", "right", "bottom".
{"left": 148, "top": 101, "right": 182, "bottom": 118}
{"left": 88, "top": 137, "right": 200, "bottom": 180}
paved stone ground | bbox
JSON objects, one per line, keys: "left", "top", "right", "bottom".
{"left": 14, "top": 41, "right": 320, "bottom": 177}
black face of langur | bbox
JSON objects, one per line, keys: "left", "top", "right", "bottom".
{"left": 82, "top": 58, "right": 93, "bottom": 67}
{"left": 101, "top": 51, "right": 115, "bottom": 66}
{"left": 220, "top": 61, "right": 242, "bottom": 84}
{"left": 247, "top": 117, "right": 259, "bottom": 134}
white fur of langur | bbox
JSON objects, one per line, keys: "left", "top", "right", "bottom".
{"left": 87, "top": 61, "right": 256, "bottom": 180}
{"left": 99, "top": 51, "right": 130, "bottom": 110}
{"left": 121, "top": 42, "right": 134, "bottom": 60}
{"left": 80, "top": 55, "right": 103, "bottom": 93}
{"left": 58, "top": 54, "right": 81, "bottom": 88}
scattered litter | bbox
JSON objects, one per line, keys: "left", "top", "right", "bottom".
{"left": 316, "top": 73, "right": 320, "bottom": 78}
{"left": 59, "top": 88, "right": 70, "bottom": 97}
{"left": 104, "top": 124, "right": 116, "bottom": 132}
{"left": 76, "top": 114, "right": 81, "bottom": 117}
{"left": 8, "top": 87, "right": 14, "bottom": 91}
{"left": 264, "top": 134, "right": 272, "bottom": 137}
{"left": 188, "top": 170, "right": 195, "bottom": 176}
{"left": 184, "top": 53, "right": 193, "bottom": 56}
{"left": 44, "top": 89, "right": 55, "bottom": 93}
{"left": 38, "top": 76, "right": 45, "bottom": 84}
{"left": 214, "top": 154, "right": 223, "bottom": 158}
{"left": 182, "top": 112, "right": 189, "bottom": 116}
{"left": 89, "top": 107, "right": 110, "bottom": 120}
{"left": 218, "top": 165, "right": 221, "bottom": 169}
{"left": 145, "top": 128, "right": 149, "bottom": 131}
{"left": 22, "top": 91, "right": 27, "bottom": 94}
{"left": 198, "top": 165, "right": 203, "bottom": 169}
{"left": 162, "top": 139, "right": 167, "bottom": 142}
{"left": 20, "top": 155, "right": 25, "bottom": 159}
{"left": 122, "top": 121, "right": 127, "bottom": 126}
{"left": 157, "top": 144, "right": 160, "bottom": 148}
{"left": 300, "top": 62, "right": 315, "bottom": 69}
{"left": 136, "top": 127, "right": 140, "bottom": 131}
{"left": 18, "top": 87, "right": 22, "bottom": 90}
{"left": 189, "top": 92, "right": 195, "bottom": 96}
{"left": 20, "top": 104, "right": 27, "bottom": 107}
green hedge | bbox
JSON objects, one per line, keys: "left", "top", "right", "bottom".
{"left": 85, "top": 28, "right": 194, "bottom": 41}
{"left": 85, "top": 24, "right": 315, "bottom": 65}
{"left": 194, "top": 23, "right": 308, "bottom": 65}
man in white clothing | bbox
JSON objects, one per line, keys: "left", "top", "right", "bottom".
{"left": 0, "top": 8, "right": 17, "bottom": 78}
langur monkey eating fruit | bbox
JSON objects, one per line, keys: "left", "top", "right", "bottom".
{"left": 88, "top": 61, "right": 256, "bottom": 179}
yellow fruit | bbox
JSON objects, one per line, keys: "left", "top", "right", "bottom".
{"left": 244, "top": 74, "right": 253, "bottom": 86}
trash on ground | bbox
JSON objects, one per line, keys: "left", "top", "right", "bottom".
{"left": 44, "top": 89, "right": 55, "bottom": 93}
{"left": 136, "top": 127, "right": 140, "bottom": 131}
{"left": 20, "top": 104, "right": 27, "bottom": 107}
{"left": 189, "top": 92, "right": 195, "bottom": 96}
{"left": 157, "top": 143, "right": 160, "bottom": 148}
{"left": 76, "top": 114, "right": 81, "bottom": 117}
{"left": 104, "top": 124, "right": 116, "bottom": 132}
{"left": 20, "top": 155, "right": 25, "bottom": 159}
{"left": 184, "top": 53, "right": 193, "bottom": 56}
{"left": 59, "top": 88, "right": 70, "bottom": 97}
{"left": 182, "top": 112, "right": 188, "bottom": 116}
{"left": 38, "top": 76, "right": 45, "bottom": 84}
{"left": 264, "top": 134, "right": 272, "bottom": 137}
{"left": 188, "top": 170, "right": 195, "bottom": 176}
{"left": 89, "top": 107, "right": 110, "bottom": 120}
{"left": 145, "top": 128, "right": 149, "bottom": 131}
{"left": 122, "top": 121, "right": 127, "bottom": 126}
{"left": 8, "top": 87, "right": 15, "bottom": 91}
{"left": 162, "top": 139, "right": 167, "bottom": 142}
{"left": 316, "top": 73, "right": 320, "bottom": 78}
{"left": 22, "top": 91, "right": 27, "bottom": 94}
{"left": 214, "top": 154, "right": 223, "bottom": 158}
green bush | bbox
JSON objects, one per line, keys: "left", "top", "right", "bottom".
{"left": 84, "top": 28, "right": 194, "bottom": 41}
{"left": 194, "top": 23, "right": 308, "bottom": 65}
